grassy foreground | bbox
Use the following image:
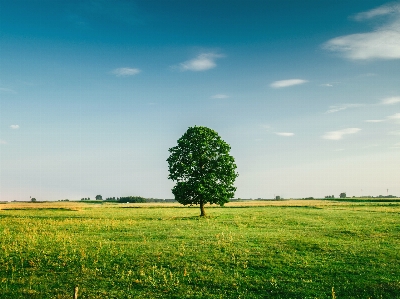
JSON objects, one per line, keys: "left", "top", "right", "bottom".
{"left": 1, "top": 200, "right": 399, "bottom": 298}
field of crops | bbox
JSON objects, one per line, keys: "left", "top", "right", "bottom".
{"left": 1, "top": 200, "right": 399, "bottom": 298}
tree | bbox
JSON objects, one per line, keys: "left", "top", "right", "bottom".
{"left": 167, "top": 126, "right": 238, "bottom": 216}
{"left": 31, "top": 197, "right": 37, "bottom": 202}
{"left": 95, "top": 195, "right": 103, "bottom": 201}
{"left": 340, "top": 192, "right": 346, "bottom": 198}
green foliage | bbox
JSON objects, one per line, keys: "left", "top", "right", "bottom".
{"left": 167, "top": 126, "right": 238, "bottom": 216}
{"left": 339, "top": 192, "right": 346, "bottom": 198}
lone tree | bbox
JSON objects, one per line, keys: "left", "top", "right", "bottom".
{"left": 167, "top": 126, "right": 238, "bottom": 216}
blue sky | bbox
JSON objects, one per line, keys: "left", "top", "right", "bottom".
{"left": 1, "top": 0, "right": 400, "bottom": 201}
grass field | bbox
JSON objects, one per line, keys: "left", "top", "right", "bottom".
{"left": 1, "top": 200, "right": 399, "bottom": 298}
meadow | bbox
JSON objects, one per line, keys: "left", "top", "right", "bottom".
{"left": 1, "top": 199, "right": 399, "bottom": 298}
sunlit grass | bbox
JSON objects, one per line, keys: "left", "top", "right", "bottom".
{"left": 1, "top": 200, "right": 399, "bottom": 298}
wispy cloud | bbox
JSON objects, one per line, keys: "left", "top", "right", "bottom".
{"left": 326, "top": 96, "right": 400, "bottom": 114}
{"left": 365, "top": 111, "right": 400, "bottom": 123}
{"left": 387, "top": 112, "right": 400, "bottom": 124}
{"left": 363, "top": 144, "right": 379, "bottom": 149}
{"left": 323, "top": 2, "right": 400, "bottom": 60}
{"left": 322, "top": 128, "right": 361, "bottom": 140}
{"left": 275, "top": 132, "right": 294, "bottom": 137}
{"left": 354, "top": 2, "right": 400, "bottom": 21}
{"left": 325, "top": 103, "right": 364, "bottom": 113}
{"left": 10, "top": 125, "right": 20, "bottom": 129}
{"left": 112, "top": 67, "right": 141, "bottom": 77}
{"left": 211, "top": 94, "right": 229, "bottom": 99}
{"left": 176, "top": 53, "right": 224, "bottom": 72}
{"left": 381, "top": 96, "right": 400, "bottom": 105}
{"left": 270, "top": 79, "right": 308, "bottom": 88}
{"left": 0, "top": 139, "right": 7, "bottom": 145}
{"left": 320, "top": 83, "right": 333, "bottom": 87}
{"left": 365, "top": 119, "right": 384, "bottom": 123}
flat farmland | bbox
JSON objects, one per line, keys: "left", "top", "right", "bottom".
{"left": 1, "top": 200, "right": 399, "bottom": 298}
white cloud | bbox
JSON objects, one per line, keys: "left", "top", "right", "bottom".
{"left": 0, "top": 139, "right": 7, "bottom": 145}
{"left": 387, "top": 113, "right": 400, "bottom": 123}
{"left": 178, "top": 53, "right": 224, "bottom": 72}
{"left": 388, "top": 113, "right": 400, "bottom": 119}
{"left": 365, "top": 119, "right": 384, "bottom": 123}
{"left": 270, "top": 79, "right": 308, "bottom": 88}
{"left": 112, "top": 67, "right": 141, "bottom": 77}
{"left": 324, "top": 31, "right": 400, "bottom": 60}
{"left": 388, "top": 130, "right": 400, "bottom": 135}
{"left": 211, "top": 94, "right": 229, "bottom": 99}
{"left": 325, "top": 103, "right": 364, "bottom": 113}
{"left": 381, "top": 96, "right": 400, "bottom": 105}
{"left": 320, "top": 83, "right": 333, "bottom": 87}
{"left": 322, "top": 128, "right": 361, "bottom": 140}
{"left": 275, "top": 132, "right": 294, "bottom": 137}
{"left": 323, "top": 3, "right": 400, "bottom": 60}
{"left": 10, "top": 125, "right": 20, "bottom": 129}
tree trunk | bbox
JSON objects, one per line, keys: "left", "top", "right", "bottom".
{"left": 73, "top": 286, "right": 78, "bottom": 299}
{"left": 200, "top": 201, "right": 206, "bottom": 217}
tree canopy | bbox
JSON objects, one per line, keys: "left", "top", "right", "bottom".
{"left": 167, "top": 126, "right": 238, "bottom": 216}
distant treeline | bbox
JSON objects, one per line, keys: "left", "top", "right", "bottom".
{"left": 106, "top": 196, "right": 146, "bottom": 203}
{"left": 81, "top": 196, "right": 177, "bottom": 203}
{"left": 367, "top": 195, "right": 397, "bottom": 198}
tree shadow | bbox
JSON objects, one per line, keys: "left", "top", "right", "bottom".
{"left": 165, "top": 215, "right": 218, "bottom": 220}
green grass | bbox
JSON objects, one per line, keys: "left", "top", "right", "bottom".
{"left": 1, "top": 201, "right": 400, "bottom": 298}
